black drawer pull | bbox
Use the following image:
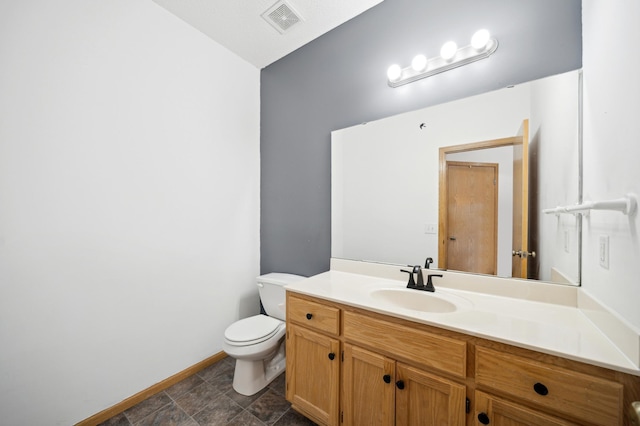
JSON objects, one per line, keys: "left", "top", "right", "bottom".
{"left": 383, "top": 374, "right": 391, "bottom": 383}
{"left": 533, "top": 382, "right": 549, "bottom": 396}
{"left": 395, "top": 380, "right": 405, "bottom": 390}
{"left": 478, "top": 412, "right": 490, "bottom": 424}
{"left": 328, "top": 352, "right": 335, "bottom": 360}
{"left": 306, "top": 313, "right": 313, "bottom": 320}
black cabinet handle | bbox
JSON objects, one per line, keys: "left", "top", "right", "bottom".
{"left": 395, "top": 380, "right": 405, "bottom": 390}
{"left": 478, "top": 412, "right": 490, "bottom": 424}
{"left": 328, "top": 352, "right": 335, "bottom": 360}
{"left": 383, "top": 374, "right": 391, "bottom": 383}
{"left": 533, "top": 382, "right": 549, "bottom": 396}
{"left": 306, "top": 313, "right": 313, "bottom": 320}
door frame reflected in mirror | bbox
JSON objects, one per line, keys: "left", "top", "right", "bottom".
{"left": 438, "top": 135, "right": 521, "bottom": 275}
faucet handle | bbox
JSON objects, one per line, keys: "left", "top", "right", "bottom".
{"left": 424, "top": 274, "right": 443, "bottom": 292}
{"left": 424, "top": 257, "right": 434, "bottom": 269}
{"left": 400, "top": 269, "right": 417, "bottom": 288}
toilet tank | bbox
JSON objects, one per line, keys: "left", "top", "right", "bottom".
{"left": 257, "top": 273, "right": 305, "bottom": 321}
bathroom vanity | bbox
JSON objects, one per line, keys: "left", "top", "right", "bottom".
{"left": 284, "top": 260, "right": 640, "bottom": 426}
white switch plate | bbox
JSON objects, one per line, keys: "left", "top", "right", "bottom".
{"left": 424, "top": 223, "right": 437, "bottom": 234}
{"left": 599, "top": 235, "right": 609, "bottom": 269}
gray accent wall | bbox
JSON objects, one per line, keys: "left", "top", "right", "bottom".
{"left": 261, "top": 0, "right": 582, "bottom": 277}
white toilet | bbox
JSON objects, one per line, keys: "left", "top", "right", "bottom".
{"left": 222, "top": 272, "right": 305, "bottom": 396}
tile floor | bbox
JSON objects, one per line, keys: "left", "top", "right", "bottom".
{"left": 99, "top": 357, "right": 316, "bottom": 426}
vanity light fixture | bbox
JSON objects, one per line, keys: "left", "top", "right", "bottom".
{"left": 440, "top": 41, "right": 458, "bottom": 61}
{"left": 387, "top": 29, "right": 498, "bottom": 88}
{"left": 411, "top": 54, "right": 428, "bottom": 72}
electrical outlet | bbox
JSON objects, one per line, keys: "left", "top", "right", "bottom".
{"left": 599, "top": 235, "right": 609, "bottom": 269}
{"left": 424, "top": 223, "right": 437, "bottom": 234}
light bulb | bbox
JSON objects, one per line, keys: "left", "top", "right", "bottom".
{"left": 440, "top": 41, "right": 457, "bottom": 61}
{"left": 411, "top": 54, "right": 428, "bottom": 72}
{"left": 471, "top": 29, "right": 491, "bottom": 50}
{"left": 387, "top": 64, "right": 402, "bottom": 82}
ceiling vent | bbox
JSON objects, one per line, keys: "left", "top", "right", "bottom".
{"left": 262, "top": 1, "right": 303, "bottom": 34}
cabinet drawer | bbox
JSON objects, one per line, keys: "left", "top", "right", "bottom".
{"left": 475, "top": 346, "right": 623, "bottom": 425}
{"left": 475, "top": 390, "right": 575, "bottom": 425}
{"left": 343, "top": 310, "right": 466, "bottom": 378}
{"left": 287, "top": 294, "right": 340, "bottom": 336}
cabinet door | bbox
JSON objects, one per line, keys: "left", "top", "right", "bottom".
{"left": 475, "top": 391, "right": 576, "bottom": 426}
{"left": 343, "top": 344, "right": 395, "bottom": 426}
{"left": 395, "top": 363, "right": 466, "bottom": 426}
{"left": 286, "top": 324, "right": 340, "bottom": 426}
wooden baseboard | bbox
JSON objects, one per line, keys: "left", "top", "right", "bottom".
{"left": 75, "top": 351, "right": 227, "bottom": 426}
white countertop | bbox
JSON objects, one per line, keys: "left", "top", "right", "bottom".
{"left": 285, "top": 267, "right": 640, "bottom": 376}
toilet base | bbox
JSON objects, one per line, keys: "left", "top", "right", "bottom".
{"left": 232, "top": 342, "right": 286, "bottom": 396}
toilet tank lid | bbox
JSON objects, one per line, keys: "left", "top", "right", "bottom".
{"left": 257, "top": 272, "right": 306, "bottom": 286}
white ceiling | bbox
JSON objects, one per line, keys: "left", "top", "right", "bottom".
{"left": 152, "top": 0, "right": 384, "bottom": 69}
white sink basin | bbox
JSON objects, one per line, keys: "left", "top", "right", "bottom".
{"left": 370, "top": 288, "right": 472, "bottom": 313}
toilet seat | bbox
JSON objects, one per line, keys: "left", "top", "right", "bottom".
{"left": 224, "top": 314, "right": 284, "bottom": 347}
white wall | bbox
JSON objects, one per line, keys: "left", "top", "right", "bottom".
{"left": 582, "top": 0, "right": 640, "bottom": 330}
{"left": 0, "top": 1, "right": 260, "bottom": 424}
{"left": 530, "top": 71, "right": 581, "bottom": 283}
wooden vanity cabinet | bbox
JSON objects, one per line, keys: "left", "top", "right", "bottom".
{"left": 342, "top": 310, "right": 467, "bottom": 378}
{"left": 474, "top": 346, "right": 623, "bottom": 425}
{"left": 342, "top": 344, "right": 395, "bottom": 426}
{"left": 285, "top": 291, "right": 637, "bottom": 426}
{"left": 395, "top": 363, "right": 466, "bottom": 426}
{"left": 342, "top": 310, "right": 467, "bottom": 425}
{"left": 286, "top": 324, "right": 340, "bottom": 425}
{"left": 342, "top": 344, "right": 466, "bottom": 426}
{"left": 286, "top": 293, "right": 341, "bottom": 425}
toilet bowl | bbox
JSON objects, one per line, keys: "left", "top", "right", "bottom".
{"left": 222, "top": 273, "right": 305, "bottom": 396}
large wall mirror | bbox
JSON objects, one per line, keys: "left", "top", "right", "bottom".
{"left": 332, "top": 69, "right": 582, "bottom": 286}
